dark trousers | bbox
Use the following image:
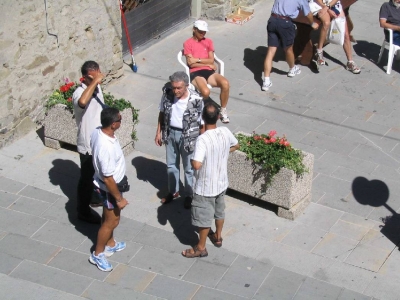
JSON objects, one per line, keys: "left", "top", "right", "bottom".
{"left": 77, "top": 153, "right": 95, "bottom": 215}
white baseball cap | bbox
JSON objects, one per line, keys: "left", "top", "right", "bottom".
{"left": 193, "top": 20, "right": 209, "bottom": 32}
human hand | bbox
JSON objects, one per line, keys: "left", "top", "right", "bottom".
{"left": 311, "top": 22, "right": 319, "bottom": 30}
{"left": 117, "top": 197, "right": 129, "bottom": 209}
{"left": 155, "top": 133, "right": 162, "bottom": 146}
{"left": 187, "top": 56, "right": 197, "bottom": 65}
{"left": 88, "top": 71, "right": 105, "bottom": 85}
{"left": 209, "top": 64, "right": 217, "bottom": 70}
{"left": 328, "top": 9, "right": 337, "bottom": 19}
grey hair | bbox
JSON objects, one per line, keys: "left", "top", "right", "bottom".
{"left": 169, "top": 71, "right": 189, "bottom": 85}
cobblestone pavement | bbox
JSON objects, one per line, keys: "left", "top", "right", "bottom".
{"left": 1, "top": 0, "right": 400, "bottom": 299}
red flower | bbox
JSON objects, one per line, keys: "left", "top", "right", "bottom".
{"left": 270, "top": 137, "right": 276, "bottom": 143}
{"left": 263, "top": 138, "right": 270, "bottom": 144}
{"left": 60, "top": 85, "right": 68, "bottom": 92}
{"left": 67, "top": 82, "right": 74, "bottom": 87}
{"left": 279, "top": 139, "right": 285, "bottom": 145}
{"left": 254, "top": 135, "right": 261, "bottom": 141}
{"left": 268, "top": 130, "right": 277, "bottom": 137}
{"left": 79, "top": 77, "right": 84, "bottom": 83}
{"left": 284, "top": 141, "right": 290, "bottom": 147}
{"left": 67, "top": 97, "right": 72, "bottom": 102}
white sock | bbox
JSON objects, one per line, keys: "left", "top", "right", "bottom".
{"left": 264, "top": 77, "right": 270, "bottom": 83}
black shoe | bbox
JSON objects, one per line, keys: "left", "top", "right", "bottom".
{"left": 78, "top": 211, "right": 101, "bottom": 224}
{"left": 184, "top": 196, "right": 192, "bottom": 209}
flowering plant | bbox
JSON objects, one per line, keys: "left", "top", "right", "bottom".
{"left": 236, "top": 131, "right": 307, "bottom": 186}
{"left": 45, "top": 78, "right": 139, "bottom": 140}
{"left": 45, "top": 78, "right": 80, "bottom": 111}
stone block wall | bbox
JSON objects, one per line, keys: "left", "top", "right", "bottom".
{"left": 0, "top": 0, "right": 123, "bottom": 147}
{"left": 201, "top": 0, "right": 261, "bottom": 20}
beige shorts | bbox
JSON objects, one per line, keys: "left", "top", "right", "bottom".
{"left": 191, "top": 190, "right": 226, "bottom": 228}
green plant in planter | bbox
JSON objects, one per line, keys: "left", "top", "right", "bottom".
{"left": 236, "top": 131, "right": 307, "bottom": 189}
{"left": 46, "top": 78, "right": 139, "bottom": 141}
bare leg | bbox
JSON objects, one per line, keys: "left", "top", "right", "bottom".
{"left": 342, "top": 21, "right": 352, "bottom": 62}
{"left": 207, "top": 74, "right": 229, "bottom": 108}
{"left": 192, "top": 76, "right": 210, "bottom": 99}
{"left": 264, "top": 46, "right": 277, "bottom": 78}
{"left": 284, "top": 45, "right": 295, "bottom": 69}
{"left": 317, "top": 10, "right": 331, "bottom": 50}
{"left": 214, "top": 219, "right": 224, "bottom": 241}
{"left": 95, "top": 207, "right": 120, "bottom": 255}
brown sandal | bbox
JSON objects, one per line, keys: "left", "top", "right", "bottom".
{"left": 182, "top": 245, "right": 208, "bottom": 258}
{"left": 208, "top": 230, "right": 223, "bottom": 248}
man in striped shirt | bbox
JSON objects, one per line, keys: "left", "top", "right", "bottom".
{"left": 182, "top": 101, "right": 239, "bottom": 258}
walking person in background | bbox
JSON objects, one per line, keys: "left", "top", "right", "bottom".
{"left": 262, "top": 0, "right": 318, "bottom": 91}
{"left": 89, "top": 107, "right": 129, "bottom": 272}
{"left": 182, "top": 101, "right": 239, "bottom": 258}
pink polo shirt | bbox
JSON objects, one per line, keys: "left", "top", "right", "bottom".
{"left": 183, "top": 37, "right": 215, "bottom": 73}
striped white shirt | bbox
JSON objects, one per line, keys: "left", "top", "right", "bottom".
{"left": 192, "top": 127, "right": 238, "bottom": 197}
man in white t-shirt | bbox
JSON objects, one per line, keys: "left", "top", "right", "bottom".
{"left": 73, "top": 61, "right": 105, "bottom": 224}
{"left": 182, "top": 101, "right": 239, "bottom": 258}
{"left": 155, "top": 72, "right": 204, "bottom": 209}
{"left": 89, "top": 107, "right": 129, "bottom": 272}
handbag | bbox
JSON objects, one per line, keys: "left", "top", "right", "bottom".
{"left": 327, "top": 16, "right": 346, "bottom": 46}
{"left": 117, "top": 175, "right": 130, "bottom": 192}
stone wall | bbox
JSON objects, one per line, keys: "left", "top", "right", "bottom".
{"left": 0, "top": 0, "right": 123, "bottom": 147}
{"left": 201, "top": 0, "right": 261, "bottom": 20}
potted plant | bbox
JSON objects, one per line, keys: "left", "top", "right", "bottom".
{"left": 228, "top": 131, "right": 314, "bottom": 220}
{"left": 43, "top": 78, "right": 139, "bottom": 155}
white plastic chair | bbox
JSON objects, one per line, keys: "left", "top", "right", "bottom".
{"left": 177, "top": 50, "right": 225, "bottom": 90}
{"left": 378, "top": 28, "right": 400, "bottom": 74}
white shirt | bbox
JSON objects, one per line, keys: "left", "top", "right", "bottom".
{"left": 159, "top": 94, "right": 189, "bottom": 129}
{"left": 90, "top": 128, "right": 126, "bottom": 192}
{"left": 73, "top": 83, "right": 104, "bottom": 155}
{"left": 192, "top": 127, "right": 238, "bottom": 197}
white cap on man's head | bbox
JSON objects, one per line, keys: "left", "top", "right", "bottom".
{"left": 193, "top": 20, "right": 209, "bottom": 31}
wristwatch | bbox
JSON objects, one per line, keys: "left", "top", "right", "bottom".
{"left": 197, "top": 58, "right": 201, "bottom": 63}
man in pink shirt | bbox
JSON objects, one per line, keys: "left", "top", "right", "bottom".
{"left": 183, "top": 20, "right": 230, "bottom": 123}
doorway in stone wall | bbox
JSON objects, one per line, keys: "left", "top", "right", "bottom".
{"left": 121, "top": 0, "right": 192, "bottom": 54}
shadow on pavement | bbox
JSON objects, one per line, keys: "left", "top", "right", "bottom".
{"left": 49, "top": 159, "right": 99, "bottom": 248}
{"left": 132, "top": 155, "right": 183, "bottom": 199}
{"left": 243, "top": 46, "right": 287, "bottom": 88}
{"left": 226, "top": 188, "right": 278, "bottom": 214}
{"left": 352, "top": 176, "right": 400, "bottom": 249}
{"left": 157, "top": 200, "right": 198, "bottom": 247}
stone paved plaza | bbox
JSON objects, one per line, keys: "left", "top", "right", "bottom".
{"left": 1, "top": 0, "right": 400, "bottom": 299}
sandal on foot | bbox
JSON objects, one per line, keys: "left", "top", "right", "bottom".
{"left": 182, "top": 245, "right": 208, "bottom": 258}
{"left": 161, "top": 192, "right": 179, "bottom": 204}
{"left": 208, "top": 230, "right": 223, "bottom": 248}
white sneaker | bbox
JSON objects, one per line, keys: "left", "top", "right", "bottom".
{"left": 288, "top": 65, "right": 301, "bottom": 77}
{"left": 220, "top": 107, "right": 230, "bottom": 124}
{"left": 262, "top": 81, "right": 272, "bottom": 91}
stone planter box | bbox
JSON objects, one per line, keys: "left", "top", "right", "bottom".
{"left": 228, "top": 145, "right": 314, "bottom": 220}
{"left": 43, "top": 104, "right": 135, "bottom": 156}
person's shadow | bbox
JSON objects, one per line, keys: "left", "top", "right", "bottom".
{"left": 132, "top": 156, "right": 184, "bottom": 200}
{"left": 243, "top": 46, "right": 287, "bottom": 88}
{"left": 131, "top": 156, "right": 198, "bottom": 245}
{"left": 352, "top": 177, "right": 400, "bottom": 248}
{"left": 49, "top": 159, "right": 99, "bottom": 247}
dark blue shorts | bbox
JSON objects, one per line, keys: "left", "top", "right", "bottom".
{"left": 385, "top": 29, "right": 400, "bottom": 46}
{"left": 267, "top": 16, "right": 296, "bottom": 49}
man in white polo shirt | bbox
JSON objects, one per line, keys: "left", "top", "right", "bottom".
{"left": 182, "top": 101, "right": 239, "bottom": 258}
{"left": 89, "top": 107, "right": 129, "bottom": 272}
